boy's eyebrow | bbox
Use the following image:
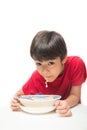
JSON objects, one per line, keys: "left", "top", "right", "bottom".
{"left": 35, "top": 60, "right": 41, "bottom": 62}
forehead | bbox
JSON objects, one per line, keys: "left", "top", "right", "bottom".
{"left": 35, "top": 57, "right": 61, "bottom": 63}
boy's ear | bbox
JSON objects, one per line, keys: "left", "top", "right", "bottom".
{"left": 62, "top": 55, "right": 67, "bottom": 64}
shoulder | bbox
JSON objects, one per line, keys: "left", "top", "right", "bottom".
{"left": 65, "top": 56, "right": 86, "bottom": 77}
{"left": 65, "top": 56, "right": 86, "bottom": 85}
{"left": 31, "top": 70, "right": 44, "bottom": 80}
{"left": 31, "top": 70, "right": 41, "bottom": 76}
{"left": 66, "top": 56, "right": 86, "bottom": 67}
{"left": 66, "top": 56, "right": 86, "bottom": 79}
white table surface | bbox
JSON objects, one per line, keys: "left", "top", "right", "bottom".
{"left": 0, "top": 104, "right": 87, "bottom": 130}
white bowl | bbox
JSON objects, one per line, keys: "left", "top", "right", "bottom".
{"left": 20, "top": 105, "right": 56, "bottom": 114}
{"left": 18, "top": 95, "right": 61, "bottom": 114}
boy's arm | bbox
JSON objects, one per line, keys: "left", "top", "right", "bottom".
{"left": 15, "top": 89, "right": 24, "bottom": 96}
{"left": 65, "top": 85, "right": 81, "bottom": 107}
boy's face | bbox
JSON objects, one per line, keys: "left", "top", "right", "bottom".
{"left": 34, "top": 57, "right": 66, "bottom": 82}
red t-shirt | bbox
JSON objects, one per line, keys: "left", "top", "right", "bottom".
{"left": 22, "top": 56, "right": 86, "bottom": 100}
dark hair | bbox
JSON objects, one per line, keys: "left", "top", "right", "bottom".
{"left": 30, "top": 30, "right": 67, "bottom": 61}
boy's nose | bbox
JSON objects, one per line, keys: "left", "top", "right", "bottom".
{"left": 42, "top": 66, "right": 49, "bottom": 74}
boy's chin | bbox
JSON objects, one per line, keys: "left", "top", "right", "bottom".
{"left": 45, "top": 78, "right": 56, "bottom": 83}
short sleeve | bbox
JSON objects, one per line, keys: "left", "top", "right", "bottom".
{"left": 71, "top": 57, "right": 86, "bottom": 86}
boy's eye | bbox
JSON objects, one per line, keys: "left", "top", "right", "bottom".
{"left": 36, "top": 63, "right": 42, "bottom": 66}
{"left": 48, "top": 62, "right": 55, "bottom": 65}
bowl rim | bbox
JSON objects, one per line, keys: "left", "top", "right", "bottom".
{"left": 18, "top": 94, "right": 61, "bottom": 103}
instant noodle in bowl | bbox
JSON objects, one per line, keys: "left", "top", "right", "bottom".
{"left": 18, "top": 95, "right": 61, "bottom": 114}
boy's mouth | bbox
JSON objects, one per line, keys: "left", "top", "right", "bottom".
{"left": 45, "top": 76, "right": 54, "bottom": 82}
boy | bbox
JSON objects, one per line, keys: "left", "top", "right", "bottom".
{"left": 11, "top": 30, "right": 86, "bottom": 117}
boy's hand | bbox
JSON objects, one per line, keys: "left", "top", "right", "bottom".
{"left": 10, "top": 95, "right": 21, "bottom": 111}
{"left": 10, "top": 89, "right": 24, "bottom": 111}
{"left": 55, "top": 100, "right": 72, "bottom": 117}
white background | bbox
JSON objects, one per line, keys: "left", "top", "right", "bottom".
{"left": 0, "top": 0, "right": 87, "bottom": 106}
